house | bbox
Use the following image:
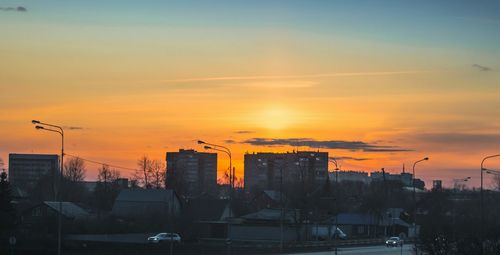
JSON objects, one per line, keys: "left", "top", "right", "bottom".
{"left": 335, "top": 213, "right": 380, "bottom": 238}
{"left": 183, "top": 197, "right": 234, "bottom": 240}
{"left": 25, "top": 201, "right": 89, "bottom": 220}
{"left": 22, "top": 201, "right": 90, "bottom": 234}
{"left": 381, "top": 208, "right": 411, "bottom": 238}
{"left": 230, "top": 208, "right": 302, "bottom": 241}
{"left": 250, "top": 190, "right": 286, "bottom": 210}
{"left": 111, "top": 189, "right": 181, "bottom": 219}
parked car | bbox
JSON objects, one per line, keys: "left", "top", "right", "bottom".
{"left": 148, "top": 233, "right": 181, "bottom": 244}
{"left": 385, "top": 236, "right": 403, "bottom": 247}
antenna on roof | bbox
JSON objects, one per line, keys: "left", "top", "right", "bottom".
{"left": 402, "top": 163, "right": 405, "bottom": 173}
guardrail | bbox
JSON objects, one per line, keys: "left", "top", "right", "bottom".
{"left": 199, "top": 237, "right": 397, "bottom": 248}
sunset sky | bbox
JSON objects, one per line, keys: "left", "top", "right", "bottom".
{"left": 1, "top": 1, "right": 500, "bottom": 188}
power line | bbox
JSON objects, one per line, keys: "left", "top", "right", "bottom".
{"left": 65, "top": 153, "right": 138, "bottom": 173}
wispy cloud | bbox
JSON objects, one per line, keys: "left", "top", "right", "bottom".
{"left": 330, "top": 156, "right": 372, "bottom": 161}
{"left": 224, "top": 139, "right": 236, "bottom": 144}
{"left": 241, "top": 138, "right": 411, "bottom": 152}
{"left": 64, "top": 126, "right": 85, "bottom": 130}
{"left": 472, "top": 64, "right": 492, "bottom": 72}
{"left": 234, "top": 130, "right": 254, "bottom": 134}
{"left": 161, "top": 70, "right": 428, "bottom": 84}
{"left": 0, "top": 6, "right": 27, "bottom": 12}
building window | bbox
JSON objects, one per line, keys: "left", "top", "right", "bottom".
{"left": 357, "top": 226, "right": 364, "bottom": 234}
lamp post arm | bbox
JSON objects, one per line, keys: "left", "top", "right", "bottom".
{"left": 38, "top": 121, "right": 64, "bottom": 133}
{"left": 208, "top": 147, "right": 231, "bottom": 159}
{"left": 204, "top": 142, "right": 231, "bottom": 156}
{"left": 481, "top": 154, "right": 500, "bottom": 170}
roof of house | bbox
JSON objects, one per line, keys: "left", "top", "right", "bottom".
{"left": 336, "top": 213, "right": 377, "bottom": 225}
{"left": 185, "top": 198, "right": 231, "bottom": 221}
{"left": 43, "top": 201, "right": 89, "bottom": 219}
{"left": 262, "top": 190, "right": 285, "bottom": 202}
{"left": 241, "top": 208, "right": 298, "bottom": 222}
{"left": 380, "top": 217, "right": 410, "bottom": 227}
{"left": 114, "top": 189, "right": 176, "bottom": 203}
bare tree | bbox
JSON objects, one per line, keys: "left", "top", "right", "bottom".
{"left": 95, "top": 164, "right": 121, "bottom": 211}
{"left": 217, "top": 169, "right": 231, "bottom": 185}
{"left": 494, "top": 175, "right": 500, "bottom": 190}
{"left": 218, "top": 168, "right": 243, "bottom": 188}
{"left": 64, "top": 157, "right": 86, "bottom": 182}
{"left": 150, "top": 159, "right": 166, "bottom": 189}
{"left": 97, "top": 164, "right": 120, "bottom": 184}
{"left": 135, "top": 155, "right": 153, "bottom": 188}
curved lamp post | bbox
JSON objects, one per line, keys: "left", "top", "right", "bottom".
{"left": 198, "top": 140, "right": 233, "bottom": 255}
{"left": 328, "top": 158, "right": 340, "bottom": 183}
{"left": 480, "top": 154, "right": 500, "bottom": 255}
{"left": 412, "top": 157, "right": 428, "bottom": 254}
{"left": 32, "top": 120, "right": 64, "bottom": 255}
{"left": 328, "top": 158, "right": 341, "bottom": 255}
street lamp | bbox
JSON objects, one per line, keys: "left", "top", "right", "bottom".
{"left": 328, "top": 158, "right": 340, "bottom": 183}
{"left": 480, "top": 154, "right": 500, "bottom": 255}
{"left": 412, "top": 157, "right": 428, "bottom": 254}
{"left": 32, "top": 120, "right": 64, "bottom": 255}
{"left": 199, "top": 140, "right": 233, "bottom": 255}
{"left": 328, "top": 158, "right": 341, "bottom": 255}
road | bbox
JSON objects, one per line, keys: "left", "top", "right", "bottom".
{"left": 284, "top": 244, "right": 413, "bottom": 255}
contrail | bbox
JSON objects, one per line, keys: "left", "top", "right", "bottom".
{"left": 161, "top": 70, "right": 429, "bottom": 83}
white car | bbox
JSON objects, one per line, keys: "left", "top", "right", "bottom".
{"left": 385, "top": 236, "right": 403, "bottom": 247}
{"left": 148, "top": 233, "right": 181, "bottom": 244}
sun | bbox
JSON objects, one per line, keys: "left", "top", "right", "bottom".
{"left": 256, "top": 106, "right": 297, "bottom": 130}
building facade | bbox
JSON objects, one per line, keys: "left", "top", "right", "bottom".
{"left": 329, "top": 170, "right": 371, "bottom": 184}
{"left": 8, "top": 153, "right": 59, "bottom": 189}
{"left": 244, "top": 151, "right": 329, "bottom": 193}
{"left": 371, "top": 171, "right": 425, "bottom": 189}
{"left": 166, "top": 149, "right": 217, "bottom": 197}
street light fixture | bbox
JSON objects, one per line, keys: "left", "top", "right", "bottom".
{"left": 328, "top": 158, "right": 340, "bottom": 183}
{"left": 198, "top": 140, "right": 233, "bottom": 255}
{"left": 480, "top": 154, "right": 500, "bottom": 255}
{"left": 32, "top": 120, "right": 64, "bottom": 255}
{"left": 453, "top": 177, "right": 471, "bottom": 190}
{"left": 412, "top": 157, "right": 428, "bottom": 254}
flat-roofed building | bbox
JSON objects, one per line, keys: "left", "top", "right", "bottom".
{"left": 166, "top": 149, "right": 217, "bottom": 197}
{"left": 244, "top": 151, "right": 328, "bottom": 193}
{"left": 8, "top": 153, "right": 59, "bottom": 189}
{"left": 329, "top": 170, "right": 371, "bottom": 184}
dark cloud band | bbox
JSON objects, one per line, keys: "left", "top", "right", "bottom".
{"left": 330, "top": 156, "right": 372, "bottom": 161}
{"left": 241, "top": 138, "right": 411, "bottom": 152}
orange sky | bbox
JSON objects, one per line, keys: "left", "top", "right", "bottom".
{"left": 2, "top": 1, "right": 500, "bottom": 188}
